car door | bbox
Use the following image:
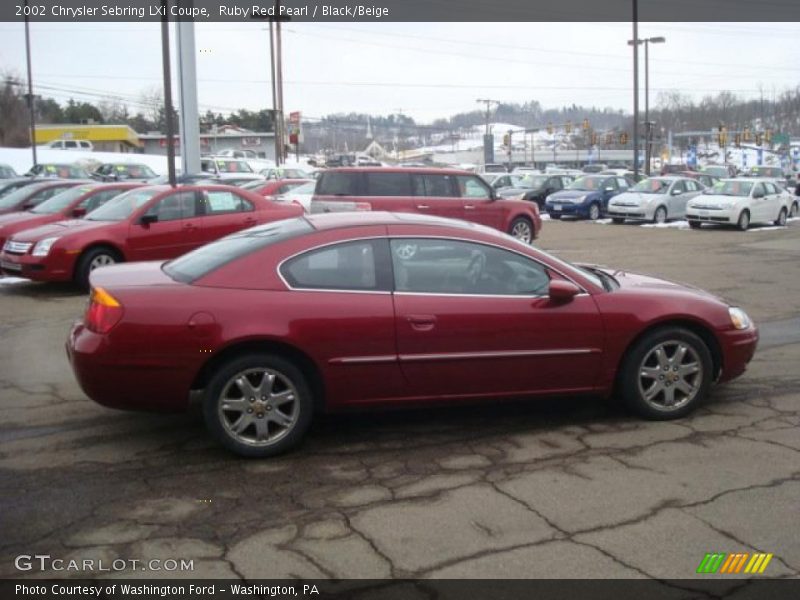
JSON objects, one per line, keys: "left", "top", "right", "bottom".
{"left": 127, "top": 191, "right": 204, "bottom": 261}
{"left": 411, "top": 173, "right": 465, "bottom": 220}
{"left": 455, "top": 174, "right": 502, "bottom": 229}
{"left": 199, "top": 189, "right": 259, "bottom": 243}
{"left": 762, "top": 182, "right": 782, "bottom": 221}
{"left": 666, "top": 179, "right": 688, "bottom": 217}
{"left": 750, "top": 182, "right": 769, "bottom": 222}
{"left": 389, "top": 237, "right": 605, "bottom": 398}
{"left": 600, "top": 177, "right": 619, "bottom": 210}
{"left": 680, "top": 180, "right": 704, "bottom": 218}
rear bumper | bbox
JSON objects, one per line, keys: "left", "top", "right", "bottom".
{"left": 66, "top": 321, "right": 193, "bottom": 412}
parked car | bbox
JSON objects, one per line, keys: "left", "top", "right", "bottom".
{"left": 65, "top": 211, "right": 758, "bottom": 457}
{"left": 700, "top": 164, "right": 736, "bottom": 179}
{"left": 0, "top": 177, "right": 43, "bottom": 199}
{"left": 0, "top": 185, "right": 303, "bottom": 288}
{"left": 201, "top": 158, "right": 255, "bottom": 177}
{"left": 607, "top": 176, "right": 705, "bottom": 224}
{"left": 310, "top": 167, "right": 541, "bottom": 243}
{"left": 582, "top": 164, "right": 608, "bottom": 173}
{"left": 91, "top": 163, "right": 158, "bottom": 183}
{"left": 0, "top": 183, "right": 142, "bottom": 250}
{"left": 215, "top": 175, "right": 266, "bottom": 187}
{"left": 661, "top": 163, "right": 690, "bottom": 176}
{"left": 746, "top": 166, "right": 783, "bottom": 179}
{"left": 478, "top": 163, "right": 508, "bottom": 174}
{"left": 275, "top": 181, "right": 316, "bottom": 212}
{"left": 686, "top": 179, "right": 790, "bottom": 231}
{"left": 0, "top": 163, "right": 18, "bottom": 179}
{"left": 0, "top": 179, "right": 85, "bottom": 216}
{"left": 496, "top": 174, "right": 574, "bottom": 209}
{"left": 47, "top": 139, "right": 93, "bottom": 151}
{"left": 679, "top": 171, "right": 719, "bottom": 189}
{"left": 259, "top": 167, "right": 311, "bottom": 180}
{"left": 214, "top": 149, "right": 260, "bottom": 159}
{"left": 149, "top": 173, "right": 221, "bottom": 186}
{"left": 241, "top": 179, "right": 312, "bottom": 201}
{"left": 545, "top": 175, "right": 632, "bottom": 220}
{"left": 26, "top": 163, "right": 91, "bottom": 179}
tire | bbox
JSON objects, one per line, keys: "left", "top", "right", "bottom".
{"left": 791, "top": 202, "right": 799, "bottom": 218}
{"left": 588, "top": 202, "right": 601, "bottom": 221}
{"left": 774, "top": 207, "right": 787, "bottom": 227}
{"left": 736, "top": 210, "right": 750, "bottom": 231}
{"left": 75, "top": 246, "right": 120, "bottom": 290}
{"left": 653, "top": 206, "right": 667, "bottom": 224}
{"left": 688, "top": 220, "right": 702, "bottom": 229}
{"left": 203, "top": 353, "right": 314, "bottom": 458}
{"left": 619, "top": 327, "right": 713, "bottom": 420}
{"left": 509, "top": 216, "right": 533, "bottom": 244}
{"left": 611, "top": 217, "right": 625, "bottom": 225}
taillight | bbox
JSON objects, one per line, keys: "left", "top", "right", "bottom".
{"left": 85, "top": 287, "right": 124, "bottom": 334}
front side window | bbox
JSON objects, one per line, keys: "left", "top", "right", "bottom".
{"left": 671, "top": 181, "right": 686, "bottom": 194}
{"left": 413, "top": 174, "right": 457, "bottom": 197}
{"left": 145, "top": 191, "right": 198, "bottom": 222}
{"left": 456, "top": 175, "right": 492, "bottom": 199}
{"left": 391, "top": 238, "right": 550, "bottom": 296}
{"left": 281, "top": 240, "right": 382, "bottom": 291}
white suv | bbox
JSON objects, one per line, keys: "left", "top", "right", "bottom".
{"left": 47, "top": 140, "right": 93, "bottom": 151}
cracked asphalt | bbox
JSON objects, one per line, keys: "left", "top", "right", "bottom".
{"left": 0, "top": 218, "right": 798, "bottom": 581}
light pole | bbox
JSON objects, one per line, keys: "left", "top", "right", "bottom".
{"left": 628, "top": 35, "right": 665, "bottom": 175}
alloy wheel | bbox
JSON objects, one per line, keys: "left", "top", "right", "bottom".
{"left": 89, "top": 254, "right": 115, "bottom": 271}
{"left": 637, "top": 340, "right": 703, "bottom": 412}
{"left": 511, "top": 220, "right": 533, "bottom": 243}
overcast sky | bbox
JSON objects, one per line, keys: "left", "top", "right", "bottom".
{"left": 0, "top": 22, "right": 798, "bottom": 124}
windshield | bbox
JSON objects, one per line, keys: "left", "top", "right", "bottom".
{"left": 35, "top": 164, "right": 89, "bottom": 178}
{"left": 215, "top": 160, "right": 253, "bottom": 173}
{"left": 631, "top": 179, "right": 670, "bottom": 194}
{"left": 164, "top": 217, "right": 313, "bottom": 282}
{"left": 711, "top": 180, "right": 753, "bottom": 197}
{"left": 567, "top": 176, "right": 604, "bottom": 191}
{"left": 0, "top": 183, "right": 50, "bottom": 209}
{"left": 30, "top": 185, "right": 97, "bottom": 214}
{"left": 85, "top": 188, "right": 160, "bottom": 221}
{"left": 514, "top": 175, "right": 548, "bottom": 189}
{"left": 110, "top": 164, "right": 157, "bottom": 179}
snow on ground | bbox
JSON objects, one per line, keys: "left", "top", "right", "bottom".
{"left": 0, "top": 277, "right": 29, "bottom": 285}
{"left": 641, "top": 220, "right": 691, "bottom": 229}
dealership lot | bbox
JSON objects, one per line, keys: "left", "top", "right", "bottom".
{"left": 0, "top": 219, "right": 798, "bottom": 581}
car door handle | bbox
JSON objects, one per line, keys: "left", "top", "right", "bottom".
{"left": 243, "top": 217, "right": 257, "bottom": 224}
{"left": 416, "top": 205, "right": 430, "bottom": 210}
{"left": 464, "top": 205, "right": 476, "bottom": 210}
{"left": 182, "top": 223, "right": 197, "bottom": 230}
{"left": 407, "top": 314, "right": 436, "bottom": 331}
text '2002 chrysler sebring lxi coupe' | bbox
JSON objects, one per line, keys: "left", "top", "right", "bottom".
{"left": 67, "top": 212, "right": 758, "bottom": 457}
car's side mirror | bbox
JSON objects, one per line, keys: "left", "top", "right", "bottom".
{"left": 72, "top": 207, "right": 87, "bottom": 218}
{"left": 140, "top": 213, "right": 158, "bottom": 226}
{"left": 548, "top": 279, "right": 581, "bottom": 302}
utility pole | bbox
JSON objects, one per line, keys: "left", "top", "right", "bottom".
{"left": 632, "top": 0, "right": 639, "bottom": 179}
{"left": 160, "top": 0, "right": 176, "bottom": 187}
{"left": 276, "top": 13, "right": 285, "bottom": 164}
{"left": 476, "top": 99, "right": 500, "bottom": 165}
{"left": 24, "top": 0, "right": 37, "bottom": 169}
{"left": 268, "top": 21, "right": 279, "bottom": 164}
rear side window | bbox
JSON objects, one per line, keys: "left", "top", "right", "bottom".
{"left": 205, "top": 190, "right": 253, "bottom": 214}
{"left": 413, "top": 174, "right": 458, "bottom": 197}
{"left": 365, "top": 173, "right": 412, "bottom": 196}
{"left": 317, "top": 172, "right": 361, "bottom": 196}
{"left": 281, "top": 240, "right": 385, "bottom": 291}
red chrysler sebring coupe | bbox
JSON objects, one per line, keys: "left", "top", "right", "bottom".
{"left": 1, "top": 184, "right": 303, "bottom": 288}
{"left": 67, "top": 212, "right": 758, "bottom": 457}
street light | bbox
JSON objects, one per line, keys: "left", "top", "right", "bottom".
{"left": 628, "top": 36, "right": 666, "bottom": 175}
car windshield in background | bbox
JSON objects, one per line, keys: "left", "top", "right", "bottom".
{"left": 516, "top": 175, "right": 548, "bottom": 188}
{"left": 35, "top": 164, "right": 89, "bottom": 178}
{"left": 0, "top": 183, "right": 48, "bottom": 209}
{"left": 632, "top": 179, "right": 670, "bottom": 194}
{"left": 113, "top": 164, "right": 157, "bottom": 179}
{"left": 568, "top": 176, "right": 604, "bottom": 191}
{"left": 30, "top": 185, "right": 96, "bottom": 214}
{"left": 163, "top": 217, "right": 313, "bottom": 283}
{"left": 216, "top": 160, "right": 253, "bottom": 173}
{"left": 701, "top": 166, "right": 729, "bottom": 178}
{"left": 713, "top": 180, "right": 753, "bottom": 197}
{"left": 85, "top": 188, "right": 160, "bottom": 221}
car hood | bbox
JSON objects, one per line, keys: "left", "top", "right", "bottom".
{"left": 587, "top": 265, "right": 725, "bottom": 303}
{"left": 8, "top": 218, "right": 117, "bottom": 243}
{"left": 548, "top": 190, "right": 594, "bottom": 201}
{"left": 608, "top": 192, "right": 655, "bottom": 206}
{"left": 687, "top": 194, "right": 742, "bottom": 208}
{"left": 498, "top": 186, "right": 542, "bottom": 197}
{"left": 0, "top": 211, "right": 59, "bottom": 233}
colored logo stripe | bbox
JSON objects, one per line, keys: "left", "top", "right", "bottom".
{"left": 697, "top": 553, "right": 726, "bottom": 573}
{"left": 744, "top": 553, "right": 773, "bottom": 574}
{"left": 697, "top": 552, "right": 773, "bottom": 574}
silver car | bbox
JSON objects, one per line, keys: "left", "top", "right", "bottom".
{"left": 607, "top": 176, "right": 705, "bottom": 224}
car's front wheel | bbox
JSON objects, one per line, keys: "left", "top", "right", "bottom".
{"left": 620, "top": 327, "right": 712, "bottom": 420}
{"left": 736, "top": 210, "right": 750, "bottom": 231}
{"left": 203, "top": 353, "right": 314, "bottom": 457}
{"left": 790, "top": 202, "right": 799, "bottom": 218}
{"left": 588, "top": 202, "right": 601, "bottom": 221}
{"left": 653, "top": 206, "right": 668, "bottom": 224}
{"left": 509, "top": 216, "right": 534, "bottom": 244}
{"left": 75, "top": 246, "right": 121, "bottom": 290}
{"left": 774, "top": 207, "right": 787, "bottom": 227}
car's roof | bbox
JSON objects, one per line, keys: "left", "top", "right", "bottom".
{"left": 305, "top": 210, "right": 490, "bottom": 233}
{"left": 324, "top": 166, "right": 471, "bottom": 176}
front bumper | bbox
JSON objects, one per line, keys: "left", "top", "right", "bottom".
{"left": 607, "top": 206, "right": 650, "bottom": 220}
{"left": 546, "top": 202, "right": 588, "bottom": 217}
{"left": 0, "top": 249, "right": 75, "bottom": 282}
{"left": 717, "top": 326, "right": 759, "bottom": 383}
{"left": 686, "top": 208, "right": 734, "bottom": 224}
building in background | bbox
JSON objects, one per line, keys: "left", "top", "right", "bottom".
{"left": 138, "top": 131, "right": 276, "bottom": 160}
{"left": 34, "top": 124, "right": 142, "bottom": 153}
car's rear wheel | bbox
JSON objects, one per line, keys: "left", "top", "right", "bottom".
{"left": 736, "top": 210, "right": 750, "bottom": 231}
{"left": 774, "top": 207, "right": 787, "bottom": 227}
{"left": 611, "top": 217, "right": 625, "bottom": 224}
{"left": 790, "top": 202, "right": 799, "bottom": 218}
{"left": 509, "top": 216, "right": 533, "bottom": 244}
{"left": 203, "top": 353, "right": 313, "bottom": 457}
{"left": 620, "top": 327, "right": 712, "bottom": 420}
{"left": 653, "top": 206, "right": 668, "bottom": 224}
{"left": 588, "top": 202, "right": 601, "bottom": 221}
{"left": 689, "top": 220, "right": 702, "bottom": 229}
{"left": 75, "top": 246, "right": 120, "bottom": 290}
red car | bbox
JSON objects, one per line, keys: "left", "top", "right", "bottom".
{"left": 66, "top": 212, "right": 758, "bottom": 457}
{"left": 312, "top": 167, "right": 541, "bottom": 243}
{"left": 0, "top": 179, "right": 87, "bottom": 216}
{"left": 241, "top": 178, "right": 312, "bottom": 201}
{"left": 1, "top": 184, "right": 303, "bottom": 288}
{"left": 0, "top": 182, "right": 143, "bottom": 250}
